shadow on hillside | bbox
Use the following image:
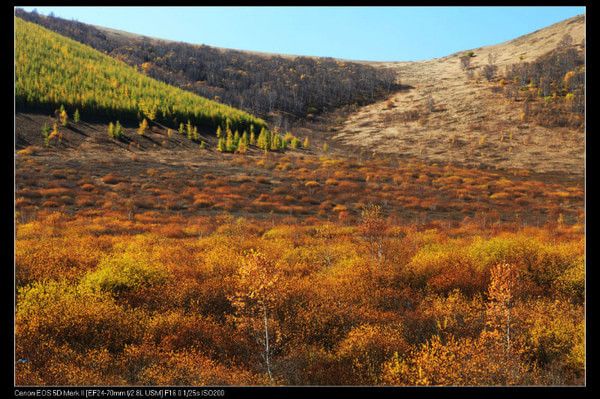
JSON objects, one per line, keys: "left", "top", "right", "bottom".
{"left": 396, "top": 83, "right": 415, "bottom": 92}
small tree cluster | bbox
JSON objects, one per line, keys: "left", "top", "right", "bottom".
{"left": 108, "top": 121, "right": 124, "bottom": 139}
{"left": 482, "top": 53, "right": 498, "bottom": 81}
{"left": 216, "top": 124, "right": 301, "bottom": 154}
{"left": 183, "top": 120, "right": 200, "bottom": 142}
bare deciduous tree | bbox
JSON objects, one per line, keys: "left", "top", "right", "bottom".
{"left": 359, "top": 204, "right": 388, "bottom": 268}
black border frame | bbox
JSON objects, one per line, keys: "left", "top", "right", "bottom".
{"left": 5, "top": 1, "right": 592, "bottom": 398}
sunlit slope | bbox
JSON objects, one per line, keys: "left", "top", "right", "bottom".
{"left": 15, "top": 17, "right": 266, "bottom": 131}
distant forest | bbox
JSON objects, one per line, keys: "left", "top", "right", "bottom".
{"left": 16, "top": 9, "right": 399, "bottom": 122}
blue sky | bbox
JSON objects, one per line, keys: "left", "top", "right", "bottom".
{"left": 18, "top": 6, "right": 585, "bottom": 61}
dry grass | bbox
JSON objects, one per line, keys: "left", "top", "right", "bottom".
{"left": 333, "top": 15, "right": 584, "bottom": 177}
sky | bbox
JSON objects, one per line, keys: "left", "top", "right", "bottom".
{"left": 18, "top": 6, "right": 585, "bottom": 62}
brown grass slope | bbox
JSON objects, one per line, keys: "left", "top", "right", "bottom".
{"left": 333, "top": 15, "right": 585, "bottom": 177}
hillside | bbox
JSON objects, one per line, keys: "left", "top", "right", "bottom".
{"left": 15, "top": 17, "right": 266, "bottom": 133}
{"left": 14, "top": 12, "right": 585, "bottom": 179}
{"left": 15, "top": 8, "right": 398, "bottom": 124}
{"left": 332, "top": 15, "right": 585, "bottom": 176}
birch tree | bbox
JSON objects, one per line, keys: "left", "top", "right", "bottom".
{"left": 486, "top": 262, "right": 519, "bottom": 354}
{"left": 229, "top": 250, "right": 282, "bottom": 382}
{"left": 359, "top": 203, "right": 388, "bottom": 268}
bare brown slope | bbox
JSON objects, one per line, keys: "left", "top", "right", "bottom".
{"left": 333, "top": 15, "right": 585, "bottom": 176}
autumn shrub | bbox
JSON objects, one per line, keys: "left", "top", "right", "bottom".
{"left": 468, "top": 234, "right": 582, "bottom": 295}
{"left": 381, "top": 332, "right": 537, "bottom": 385}
{"left": 16, "top": 343, "right": 127, "bottom": 386}
{"left": 416, "top": 289, "right": 486, "bottom": 340}
{"left": 14, "top": 203, "right": 584, "bottom": 385}
{"left": 407, "top": 242, "right": 485, "bottom": 294}
{"left": 553, "top": 257, "right": 584, "bottom": 303}
{"left": 80, "top": 250, "right": 170, "bottom": 297}
{"left": 144, "top": 311, "right": 249, "bottom": 360}
{"left": 121, "top": 342, "right": 266, "bottom": 385}
{"left": 17, "top": 280, "right": 145, "bottom": 357}
{"left": 100, "top": 173, "right": 124, "bottom": 185}
{"left": 516, "top": 299, "right": 584, "bottom": 383}
{"left": 16, "top": 234, "right": 109, "bottom": 287}
{"left": 334, "top": 323, "right": 411, "bottom": 384}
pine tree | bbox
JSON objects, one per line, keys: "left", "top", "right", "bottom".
{"left": 280, "top": 136, "right": 287, "bottom": 150}
{"left": 138, "top": 118, "right": 148, "bottom": 135}
{"left": 217, "top": 137, "right": 226, "bottom": 152}
{"left": 226, "top": 127, "right": 235, "bottom": 152}
{"left": 179, "top": 122, "right": 185, "bottom": 135}
{"left": 41, "top": 123, "right": 51, "bottom": 142}
{"left": 59, "top": 108, "right": 68, "bottom": 127}
{"left": 44, "top": 122, "right": 59, "bottom": 147}
{"left": 271, "top": 133, "right": 280, "bottom": 151}
{"left": 193, "top": 126, "right": 199, "bottom": 141}
{"left": 290, "top": 137, "right": 301, "bottom": 149}
{"left": 186, "top": 120, "right": 193, "bottom": 140}
{"left": 15, "top": 18, "right": 267, "bottom": 139}
{"left": 199, "top": 140, "right": 206, "bottom": 149}
{"left": 241, "top": 131, "right": 249, "bottom": 147}
{"left": 115, "top": 121, "right": 123, "bottom": 138}
{"left": 257, "top": 128, "right": 267, "bottom": 150}
{"left": 73, "top": 109, "right": 80, "bottom": 123}
{"left": 216, "top": 126, "right": 222, "bottom": 139}
{"left": 303, "top": 137, "right": 310, "bottom": 149}
{"left": 234, "top": 130, "right": 240, "bottom": 147}
{"left": 249, "top": 125, "right": 256, "bottom": 145}
{"left": 108, "top": 122, "right": 115, "bottom": 139}
{"left": 237, "top": 139, "right": 248, "bottom": 154}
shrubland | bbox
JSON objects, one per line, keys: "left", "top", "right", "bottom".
{"left": 15, "top": 205, "right": 584, "bottom": 385}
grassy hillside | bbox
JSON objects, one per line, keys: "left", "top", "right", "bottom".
{"left": 15, "top": 17, "right": 266, "bottom": 132}
{"left": 332, "top": 15, "right": 584, "bottom": 177}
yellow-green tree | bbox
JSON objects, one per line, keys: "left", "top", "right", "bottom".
{"left": 59, "top": 106, "right": 68, "bottom": 127}
{"left": 138, "top": 118, "right": 148, "bottom": 135}
{"left": 486, "top": 263, "right": 519, "bottom": 353}
{"left": 229, "top": 250, "right": 282, "bottom": 383}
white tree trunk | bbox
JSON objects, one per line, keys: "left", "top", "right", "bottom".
{"left": 263, "top": 306, "right": 273, "bottom": 382}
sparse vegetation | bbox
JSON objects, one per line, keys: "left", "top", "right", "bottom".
{"left": 502, "top": 40, "right": 584, "bottom": 129}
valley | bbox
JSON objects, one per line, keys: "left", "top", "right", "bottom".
{"left": 14, "top": 9, "right": 586, "bottom": 387}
